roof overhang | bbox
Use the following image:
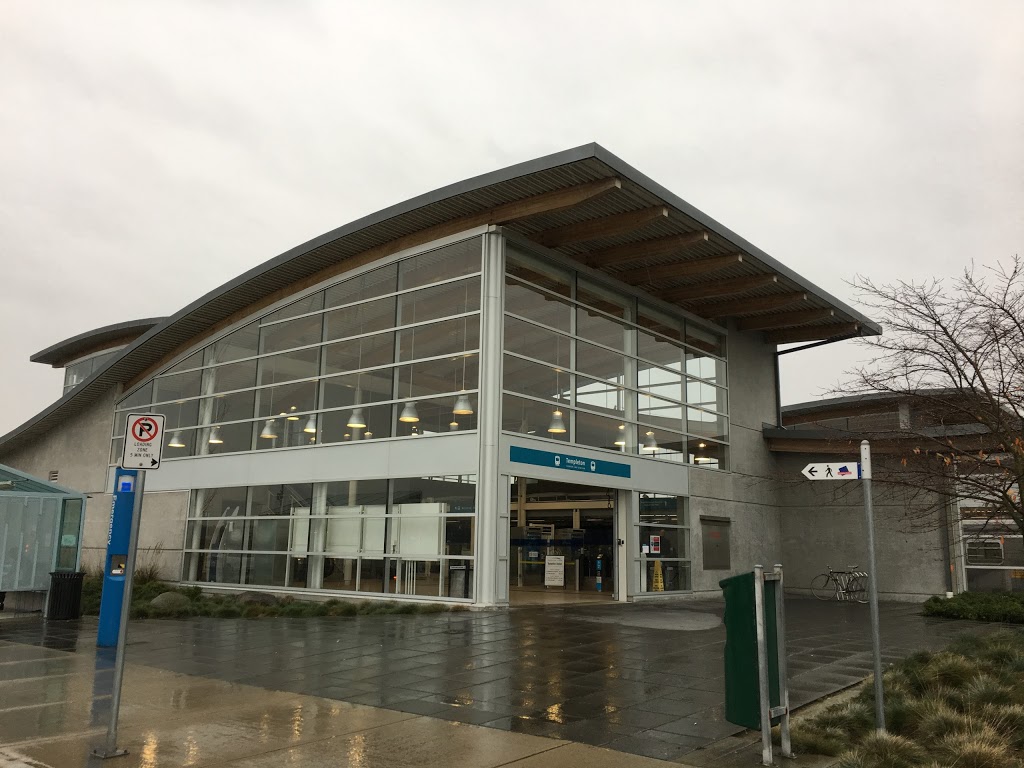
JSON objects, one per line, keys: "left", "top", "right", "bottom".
{"left": 31, "top": 318, "right": 166, "bottom": 368}
{"left": 1, "top": 143, "right": 880, "bottom": 456}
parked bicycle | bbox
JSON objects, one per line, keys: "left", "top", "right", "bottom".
{"left": 810, "top": 565, "right": 868, "bottom": 602}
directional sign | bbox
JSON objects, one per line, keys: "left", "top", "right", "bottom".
{"left": 120, "top": 413, "right": 165, "bottom": 470}
{"left": 801, "top": 462, "right": 860, "bottom": 480}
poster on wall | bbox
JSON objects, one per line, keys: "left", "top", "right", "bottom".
{"left": 544, "top": 555, "right": 565, "bottom": 587}
{"left": 650, "top": 535, "right": 661, "bottom": 555}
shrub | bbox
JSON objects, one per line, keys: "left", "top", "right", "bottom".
{"left": 788, "top": 723, "right": 848, "bottom": 756}
{"left": 844, "top": 732, "right": 926, "bottom": 768}
{"left": 934, "top": 729, "right": 1011, "bottom": 768}
{"left": 924, "top": 592, "right": 1024, "bottom": 623}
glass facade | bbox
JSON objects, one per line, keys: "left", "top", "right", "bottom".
{"left": 64, "top": 349, "right": 120, "bottom": 395}
{"left": 182, "top": 475, "right": 476, "bottom": 600}
{"left": 501, "top": 244, "right": 729, "bottom": 467}
{"left": 110, "top": 238, "right": 482, "bottom": 461}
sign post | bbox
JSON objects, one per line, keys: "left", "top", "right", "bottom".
{"left": 92, "top": 413, "right": 162, "bottom": 760}
{"left": 799, "top": 442, "right": 885, "bottom": 732}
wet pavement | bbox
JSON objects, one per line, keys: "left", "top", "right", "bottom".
{"left": 0, "top": 598, "right": 993, "bottom": 765}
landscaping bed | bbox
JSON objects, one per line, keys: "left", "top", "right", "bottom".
{"left": 80, "top": 572, "right": 461, "bottom": 619}
{"left": 923, "top": 591, "right": 1024, "bottom": 623}
{"left": 786, "top": 629, "right": 1024, "bottom": 767}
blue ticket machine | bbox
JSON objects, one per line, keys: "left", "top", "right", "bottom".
{"left": 595, "top": 554, "right": 604, "bottom": 592}
{"left": 97, "top": 469, "right": 138, "bottom": 648}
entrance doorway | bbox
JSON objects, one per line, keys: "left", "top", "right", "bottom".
{"left": 509, "top": 478, "right": 616, "bottom": 604}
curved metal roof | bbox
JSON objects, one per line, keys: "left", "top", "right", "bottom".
{"left": 0, "top": 143, "right": 880, "bottom": 456}
{"left": 31, "top": 318, "right": 166, "bottom": 367}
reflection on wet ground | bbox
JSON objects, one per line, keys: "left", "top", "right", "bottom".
{"left": 0, "top": 598, "right": 991, "bottom": 764}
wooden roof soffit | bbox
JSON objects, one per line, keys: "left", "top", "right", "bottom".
{"left": 689, "top": 291, "right": 808, "bottom": 318}
{"left": 737, "top": 308, "right": 835, "bottom": 332}
{"left": 534, "top": 206, "right": 669, "bottom": 248}
{"left": 492, "top": 178, "right": 622, "bottom": 224}
{"left": 659, "top": 274, "right": 778, "bottom": 302}
{"left": 584, "top": 230, "right": 710, "bottom": 268}
{"left": 614, "top": 253, "right": 744, "bottom": 285}
{"left": 764, "top": 322, "right": 860, "bottom": 344}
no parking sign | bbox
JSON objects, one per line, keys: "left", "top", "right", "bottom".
{"left": 120, "top": 413, "right": 165, "bottom": 470}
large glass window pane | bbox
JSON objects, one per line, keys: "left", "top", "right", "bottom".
{"left": 250, "top": 484, "right": 313, "bottom": 517}
{"left": 687, "top": 436, "right": 727, "bottom": 469}
{"left": 685, "top": 323, "right": 725, "bottom": 359}
{"left": 323, "top": 331, "right": 395, "bottom": 376}
{"left": 324, "top": 295, "right": 397, "bottom": 341}
{"left": 254, "top": 412, "right": 317, "bottom": 450}
{"left": 637, "top": 426, "right": 685, "bottom": 460}
{"left": 204, "top": 421, "right": 253, "bottom": 454}
{"left": 162, "top": 425, "right": 197, "bottom": 458}
{"left": 153, "top": 369, "right": 202, "bottom": 404}
{"left": 687, "top": 379, "right": 728, "bottom": 413}
{"left": 686, "top": 348, "right": 727, "bottom": 386}
{"left": 205, "top": 360, "right": 257, "bottom": 394}
{"left": 203, "top": 390, "right": 255, "bottom": 424}
{"left": 575, "top": 376, "right": 625, "bottom": 416}
{"left": 255, "top": 380, "right": 317, "bottom": 419}
{"left": 399, "top": 277, "right": 480, "bottom": 325}
{"left": 393, "top": 397, "right": 478, "bottom": 437}
{"left": 502, "top": 394, "right": 570, "bottom": 441}
{"left": 575, "top": 340, "right": 626, "bottom": 385}
{"left": 577, "top": 305, "right": 631, "bottom": 352}
{"left": 153, "top": 398, "right": 200, "bottom": 432}
{"left": 639, "top": 495, "right": 685, "bottom": 527}
{"left": 56, "top": 499, "right": 83, "bottom": 571}
{"left": 261, "top": 293, "right": 324, "bottom": 325}
{"left": 321, "top": 558, "right": 359, "bottom": 589}
{"left": 205, "top": 322, "right": 259, "bottom": 365}
{"left": 637, "top": 330, "right": 684, "bottom": 371}
{"left": 643, "top": 560, "right": 690, "bottom": 592}
{"left": 324, "top": 479, "right": 389, "bottom": 510}
{"left": 576, "top": 410, "right": 628, "bottom": 453}
{"left": 258, "top": 347, "right": 320, "bottom": 386}
{"left": 503, "top": 316, "right": 570, "bottom": 368}
{"left": 164, "top": 350, "right": 204, "bottom": 375}
{"left": 398, "top": 238, "right": 481, "bottom": 290}
{"left": 393, "top": 476, "right": 476, "bottom": 513}
{"left": 639, "top": 365, "right": 684, "bottom": 403}
{"left": 325, "top": 263, "right": 397, "bottom": 309}
{"left": 322, "top": 369, "right": 394, "bottom": 410}
{"left": 182, "top": 552, "right": 243, "bottom": 585}
{"left": 638, "top": 306, "right": 684, "bottom": 344}
{"left": 320, "top": 403, "right": 393, "bottom": 443}
{"left": 686, "top": 408, "right": 729, "bottom": 442}
{"left": 505, "top": 278, "right": 572, "bottom": 332}
{"left": 503, "top": 355, "right": 567, "bottom": 404}
{"left": 192, "top": 487, "right": 248, "bottom": 518}
{"left": 639, "top": 525, "right": 688, "bottom": 559}
{"left": 357, "top": 559, "right": 388, "bottom": 592}
{"left": 244, "top": 554, "right": 289, "bottom": 587}
{"left": 118, "top": 383, "right": 152, "bottom": 411}
{"left": 639, "top": 395, "right": 684, "bottom": 431}
{"left": 506, "top": 246, "right": 571, "bottom": 297}
{"left": 259, "top": 314, "right": 322, "bottom": 355}
{"left": 398, "top": 316, "right": 479, "bottom": 362}
{"left": 396, "top": 357, "right": 478, "bottom": 400}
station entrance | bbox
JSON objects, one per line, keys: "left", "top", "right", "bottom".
{"left": 509, "top": 477, "right": 617, "bottom": 604}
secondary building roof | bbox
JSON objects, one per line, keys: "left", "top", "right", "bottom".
{"left": 31, "top": 318, "right": 166, "bottom": 367}
{"left": 0, "top": 143, "right": 880, "bottom": 457}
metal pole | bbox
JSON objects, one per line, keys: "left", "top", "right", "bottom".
{"left": 93, "top": 470, "right": 146, "bottom": 759}
{"left": 861, "top": 441, "right": 885, "bottom": 732}
{"left": 753, "top": 564, "right": 773, "bottom": 766}
{"left": 773, "top": 564, "right": 792, "bottom": 758}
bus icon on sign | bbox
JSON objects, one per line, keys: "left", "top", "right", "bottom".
{"left": 590, "top": 461, "right": 596, "bottom": 472}
{"left": 554, "top": 456, "right": 561, "bottom": 467}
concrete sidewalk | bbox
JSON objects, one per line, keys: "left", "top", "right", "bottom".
{"left": 0, "top": 635, "right": 837, "bottom": 768}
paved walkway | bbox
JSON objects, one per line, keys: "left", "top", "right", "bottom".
{"left": 0, "top": 598, "right": 992, "bottom": 766}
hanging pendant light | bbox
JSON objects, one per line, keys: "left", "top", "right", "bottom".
{"left": 208, "top": 426, "right": 223, "bottom": 445}
{"left": 614, "top": 424, "right": 626, "bottom": 447}
{"left": 642, "top": 430, "right": 659, "bottom": 453}
{"left": 449, "top": 420, "right": 459, "bottom": 432}
{"left": 343, "top": 432, "right": 351, "bottom": 441}
{"left": 452, "top": 393, "right": 473, "bottom": 416}
{"left": 167, "top": 431, "right": 185, "bottom": 449}
{"left": 260, "top": 419, "right": 278, "bottom": 439}
{"left": 411, "top": 425, "right": 420, "bottom": 436}
{"left": 399, "top": 401, "right": 419, "bottom": 423}
{"left": 286, "top": 406, "right": 300, "bottom": 421}
{"left": 303, "top": 414, "right": 317, "bottom": 434}
{"left": 346, "top": 407, "right": 367, "bottom": 428}
{"left": 364, "top": 430, "right": 373, "bottom": 439}
{"left": 548, "top": 409, "right": 566, "bottom": 434}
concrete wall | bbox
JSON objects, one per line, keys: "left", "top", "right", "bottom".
{"left": 775, "top": 453, "right": 949, "bottom": 600}
{"left": 2, "top": 387, "right": 116, "bottom": 495}
{"left": 688, "top": 326, "right": 783, "bottom": 595}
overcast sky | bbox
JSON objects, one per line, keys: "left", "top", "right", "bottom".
{"left": 2, "top": 1, "right": 1022, "bottom": 437}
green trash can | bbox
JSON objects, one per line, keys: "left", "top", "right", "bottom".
{"left": 46, "top": 571, "right": 85, "bottom": 620}
{"left": 720, "top": 571, "right": 780, "bottom": 729}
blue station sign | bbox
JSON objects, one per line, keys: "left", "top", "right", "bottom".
{"left": 510, "top": 446, "right": 631, "bottom": 478}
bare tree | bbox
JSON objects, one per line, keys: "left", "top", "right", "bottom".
{"left": 843, "top": 256, "right": 1024, "bottom": 536}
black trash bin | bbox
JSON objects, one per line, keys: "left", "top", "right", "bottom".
{"left": 46, "top": 571, "right": 85, "bottom": 620}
